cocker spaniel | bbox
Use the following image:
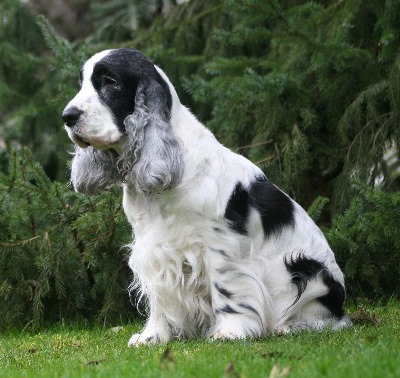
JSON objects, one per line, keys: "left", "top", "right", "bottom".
{"left": 62, "top": 48, "right": 350, "bottom": 346}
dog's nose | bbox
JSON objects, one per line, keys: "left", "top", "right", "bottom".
{"left": 62, "top": 107, "right": 82, "bottom": 127}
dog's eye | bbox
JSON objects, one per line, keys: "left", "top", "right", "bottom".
{"left": 101, "top": 75, "right": 118, "bottom": 88}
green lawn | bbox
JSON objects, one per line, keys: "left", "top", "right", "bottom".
{"left": 0, "top": 302, "right": 399, "bottom": 378}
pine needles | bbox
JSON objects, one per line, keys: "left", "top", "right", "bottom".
{"left": 0, "top": 149, "right": 132, "bottom": 329}
{"left": 1, "top": 0, "right": 400, "bottom": 327}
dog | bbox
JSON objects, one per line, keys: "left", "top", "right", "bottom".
{"left": 62, "top": 48, "right": 350, "bottom": 346}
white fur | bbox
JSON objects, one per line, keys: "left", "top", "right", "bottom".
{"left": 63, "top": 49, "right": 350, "bottom": 347}
{"left": 64, "top": 50, "right": 124, "bottom": 150}
{"left": 125, "top": 106, "right": 348, "bottom": 345}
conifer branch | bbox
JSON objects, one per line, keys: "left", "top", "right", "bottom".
{"left": 0, "top": 223, "right": 63, "bottom": 247}
{"left": 255, "top": 154, "right": 276, "bottom": 165}
{"left": 236, "top": 139, "right": 273, "bottom": 152}
{"left": 346, "top": 112, "right": 391, "bottom": 161}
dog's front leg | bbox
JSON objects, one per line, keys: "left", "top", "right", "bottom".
{"left": 128, "top": 302, "right": 172, "bottom": 347}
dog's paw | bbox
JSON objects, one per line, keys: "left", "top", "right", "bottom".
{"left": 273, "top": 324, "right": 293, "bottom": 335}
{"left": 210, "top": 317, "right": 256, "bottom": 340}
{"left": 128, "top": 331, "right": 171, "bottom": 347}
{"left": 128, "top": 333, "right": 149, "bottom": 347}
{"left": 128, "top": 333, "right": 159, "bottom": 347}
{"left": 211, "top": 331, "right": 241, "bottom": 340}
{"left": 210, "top": 327, "right": 250, "bottom": 340}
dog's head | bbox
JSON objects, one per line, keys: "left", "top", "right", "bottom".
{"left": 62, "top": 48, "right": 183, "bottom": 195}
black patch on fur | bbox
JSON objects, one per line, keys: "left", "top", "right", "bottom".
{"left": 224, "top": 182, "right": 250, "bottom": 235}
{"left": 319, "top": 274, "right": 345, "bottom": 318}
{"left": 249, "top": 176, "right": 295, "bottom": 237}
{"left": 239, "top": 303, "right": 264, "bottom": 326}
{"left": 239, "top": 303, "right": 259, "bottom": 316}
{"left": 284, "top": 253, "right": 345, "bottom": 317}
{"left": 214, "top": 283, "right": 233, "bottom": 299}
{"left": 284, "top": 254, "right": 322, "bottom": 305}
{"left": 239, "top": 303, "right": 261, "bottom": 319}
{"left": 216, "top": 305, "right": 239, "bottom": 315}
{"left": 91, "top": 48, "right": 172, "bottom": 132}
{"left": 224, "top": 176, "right": 295, "bottom": 237}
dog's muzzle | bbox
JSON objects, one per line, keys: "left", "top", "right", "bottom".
{"left": 62, "top": 107, "right": 83, "bottom": 128}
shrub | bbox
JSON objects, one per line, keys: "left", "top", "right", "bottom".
{"left": 0, "top": 149, "right": 133, "bottom": 329}
{"left": 328, "top": 183, "right": 400, "bottom": 299}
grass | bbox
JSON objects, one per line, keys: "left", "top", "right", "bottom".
{"left": 0, "top": 301, "right": 399, "bottom": 378}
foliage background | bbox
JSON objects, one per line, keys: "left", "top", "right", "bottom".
{"left": 0, "top": 0, "right": 399, "bottom": 329}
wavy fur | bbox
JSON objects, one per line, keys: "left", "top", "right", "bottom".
{"left": 70, "top": 78, "right": 183, "bottom": 195}
{"left": 62, "top": 48, "right": 350, "bottom": 347}
{"left": 120, "top": 78, "right": 183, "bottom": 194}
{"left": 71, "top": 147, "right": 120, "bottom": 195}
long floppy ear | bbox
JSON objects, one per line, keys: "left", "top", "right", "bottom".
{"left": 119, "top": 77, "right": 184, "bottom": 194}
{"left": 71, "top": 146, "right": 121, "bottom": 195}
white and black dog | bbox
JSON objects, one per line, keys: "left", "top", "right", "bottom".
{"left": 62, "top": 48, "right": 349, "bottom": 346}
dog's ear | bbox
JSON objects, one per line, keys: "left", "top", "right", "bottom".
{"left": 119, "top": 76, "right": 183, "bottom": 194}
{"left": 71, "top": 146, "right": 121, "bottom": 195}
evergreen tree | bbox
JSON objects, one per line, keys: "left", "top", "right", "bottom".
{"left": 328, "top": 183, "right": 400, "bottom": 298}
{"left": 0, "top": 0, "right": 71, "bottom": 180}
{"left": 1, "top": 0, "right": 400, "bottom": 327}
{"left": 179, "top": 0, "right": 400, "bottom": 209}
{"left": 0, "top": 149, "right": 132, "bottom": 329}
